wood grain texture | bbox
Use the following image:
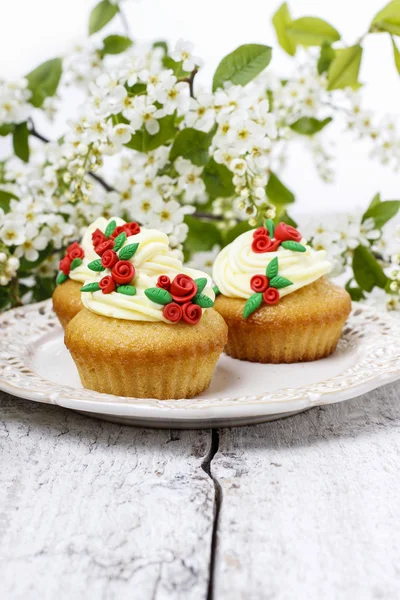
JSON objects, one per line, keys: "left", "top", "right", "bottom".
{"left": 0, "top": 393, "right": 214, "bottom": 600}
{"left": 211, "top": 382, "right": 400, "bottom": 600}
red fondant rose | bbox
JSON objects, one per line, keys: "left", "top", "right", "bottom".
{"left": 253, "top": 227, "right": 268, "bottom": 239}
{"left": 92, "top": 228, "right": 107, "bottom": 248}
{"left": 99, "top": 275, "right": 116, "bottom": 294}
{"left": 251, "top": 237, "right": 281, "bottom": 253}
{"left": 124, "top": 221, "right": 141, "bottom": 236}
{"left": 110, "top": 225, "right": 127, "bottom": 240}
{"left": 274, "top": 222, "right": 302, "bottom": 242}
{"left": 157, "top": 275, "right": 171, "bottom": 290}
{"left": 101, "top": 249, "right": 119, "bottom": 269}
{"left": 112, "top": 260, "right": 135, "bottom": 285}
{"left": 163, "top": 302, "right": 183, "bottom": 323}
{"left": 95, "top": 239, "right": 115, "bottom": 256}
{"left": 66, "top": 241, "right": 80, "bottom": 255}
{"left": 59, "top": 255, "right": 72, "bottom": 275}
{"left": 68, "top": 246, "right": 84, "bottom": 261}
{"left": 250, "top": 274, "right": 269, "bottom": 293}
{"left": 170, "top": 274, "right": 197, "bottom": 303}
{"left": 263, "top": 287, "right": 280, "bottom": 305}
{"left": 181, "top": 302, "right": 202, "bottom": 325}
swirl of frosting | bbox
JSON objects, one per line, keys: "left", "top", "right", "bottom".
{"left": 212, "top": 229, "right": 332, "bottom": 300}
{"left": 81, "top": 221, "right": 215, "bottom": 323}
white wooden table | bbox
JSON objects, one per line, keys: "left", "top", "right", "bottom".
{"left": 1, "top": 382, "right": 400, "bottom": 600}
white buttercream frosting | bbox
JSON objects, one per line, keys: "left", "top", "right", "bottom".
{"left": 212, "top": 229, "right": 331, "bottom": 299}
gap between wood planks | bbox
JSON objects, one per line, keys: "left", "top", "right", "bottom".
{"left": 201, "top": 429, "right": 221, "bottom": 600}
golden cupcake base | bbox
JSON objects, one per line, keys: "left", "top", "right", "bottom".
{"left": 52, "top": 279, "right": 83, "bottom": 329}
{"left": 65, "top": 308, "right": 228, "bottom": 399}
{"left": 214, "top": 277, "right": 351, "bottom": 363}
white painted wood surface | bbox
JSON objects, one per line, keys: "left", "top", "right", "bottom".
{"left": 1, "top": 382, "right": 400, "bottom": 599}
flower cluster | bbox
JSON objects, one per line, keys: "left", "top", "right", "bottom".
{"left": 0, "top": 78, "right": 32, "bottom": 126}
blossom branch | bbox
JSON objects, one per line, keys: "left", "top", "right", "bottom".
{"left": 179, "top": 68, "right": 198, "bottom": 98}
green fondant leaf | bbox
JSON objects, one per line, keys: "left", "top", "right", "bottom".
{"left": 194, "top": 277, "right": 207, "bottom": 294}
{"left": 105, "top": 219, "right": 116, "bottom": 238}
{"left": 56, "top": 272, "right": 68, "bottom": 285}
{"left": 145, "top": 287, "right": 173, "bottom": 305}
{"left": 265, "top": 218, "right": 275, "bottom": 238}
{"left": 88, "top": 259, "right": 105, "bottom": 272}
{"left": 192, "top": 293, "right": 214, "bottom": 308}
{"left": 70, "top": 258, "right": 83, "bottom": 270}
{"left": 113, "top": 231, "right": 127, "bottom": 252}
{"left": 281, "top": 241, "right": 306, "bottom": 252}
{"left": 243, "top": 292, "right": 263, "bottom": 319}
{"left": 266, "top": 257, "right": 279, "bottom": 279}
{"left": 117, "top": 285, "right": 136, "bottom": 296}
{"left": 119, "top": 243, "right": 139, "bottom": 260}
{"left": 81, "top": 282, "right": 101, "bottom": 293}
{"left": 269, "top": 275, "right": 293, "bottom": 289}
{"left": 213, "top": 285, "right": 220, "bottom": 296}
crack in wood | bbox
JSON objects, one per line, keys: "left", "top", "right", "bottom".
{"left": 202, "top": 429, "right": 221, "bottom": 600}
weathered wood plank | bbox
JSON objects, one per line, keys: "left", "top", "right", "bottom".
{"left": 212, "top": 382, "right": 400, "bottom": 600}
{"left": 0, "top": 393, "right": 214, "bottom": 600}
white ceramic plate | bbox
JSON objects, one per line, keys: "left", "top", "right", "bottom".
{"left": 0, "top": 300, "right": 399, "bottom": 428}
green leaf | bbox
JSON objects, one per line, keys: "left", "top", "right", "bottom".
{"left": 145, "top": 287, "right": 173, "bottom": 305}
{"left": 213, "top": 285, "right": 220, "bottom": 295}
{"left": 162, "top": 55, "right": 191, "bottom": 78}
{"left": 81, "top": 282, "right": 101, "bottom": 293}
{"left": 392, "top": 36, "right": 400, "bottom": 74}
{"left": 269, "top": 275, "right": 293, "bottom": 289}
{"left": 184, "top": 216, "right": 223, "bottom": 254}
{"left": 57, "top": 272, "right": 69, "bottom": 285}
{"left": 327, "top": 45, "right": 363, "bottom": 91}
{"left": 362, "top": 200, "right": 400, "bottom": 229}
{"left": 119, "top": 243, "right": 139, "bottom": 260}
{"left": 265, "top": 219, "right": 275, "bottom": 238}
{"left": 317, "top": 42, "right": 336, "bottom": 74}
{"left": 12, "top": 122, "right": 29, "bottom": 162}
{"left": 266, "top": 257, "right": 279, "bottom": 279}
{"left": 0, "top": 124, "right": 14, "bottom": 136}
{"left": 102, "top": 35, "right": 132, "bottom": 55}
{"left": 371, "top": 0, "right": 400, "bottom": 35}
{"left": 192, "top": 293, "right": 214, "bottom": 308}
{"left": 272, "top": 3, "right": 296, "bottom": 56}
{"left": 212, "top": 44, "right": 272, "bottom": 91}
{"left": 105, "top": 220, "right": 116, "bottom": 238}
{"left": 26, "top": 58, "right": 62, "bottom": 108}
{"left": 367, "top": 192, "right": 381, "bottom": 211}
{"left": 89, "top": 0, "right": 118, "bottom": 35}
{"left": 32, "top": 276, "right": 56, "bottom": 302}
{"left": 70, "top": 258, "right": 83, "bottom": 270}
{"left": 266, "top": 172, "right": 295, "bottom": 204}
{"left": 88, "top": 259, "right": 105, "bottom": 272}
{"left": 201, "top": 158, "right": 235, "bottom": 198}
{"left": 243, "top": 292, "right": 263, "bottom": 319}
{"left": 290, "top": 116, "right": 332, "bottom": 135}
{"left": 345, "top": 279, "right": 366, "bottom": 302}
{"left": 0, "top": 190, "right": 18, "bottom": 213}
{"left": 153, "top": 41, "right": 169, "bottom": 55}
{"left": 125, "top": 83, "right": 147, "bottom": 96}
{"left": 194, "top": 277, "right": 207, "bottom": 294}
{"left": 113, "top": 231, "right": 127, "bottom": 252}
{"left": 169, "top": 128, "right": 212, "bottom": 166}
{"left": 125, "top": 114, "right": 177, "bottom": 152}
{"left": 352, "top": 245, "right": 388, "bottom": 292}
{"left": 117, "top": 285, "right": 136, "bottom": 296}
{"left": 286, "top": 17, "right": 340, "bottom": 46}
{"left": 281, "top": 241, "right": 306, "bottom": 252}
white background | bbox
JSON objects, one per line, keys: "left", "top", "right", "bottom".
{"left": 1, "top": 0, "right": 400, "bottom": 216}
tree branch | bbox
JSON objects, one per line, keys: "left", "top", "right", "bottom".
{"left": 179, "top": 68, "right": 198, "bottom": 98}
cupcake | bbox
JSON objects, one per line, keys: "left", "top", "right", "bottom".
{"left": 52, "top": 216, "right": 134, "bottom": 328}
{"left": 65, "top": 219, "right": 227, "bottom": 399}
{"left": 212, "top": 220, "right": 351, "bottom": 363}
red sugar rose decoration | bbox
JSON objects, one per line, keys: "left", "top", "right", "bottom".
{"left": 58, "top": 240, "right": 85, "bottom": 278}
{"left": 68, "top": 246, "right": 85, "bottom": 261}
{"left": 99, "top": 275, "right": 116, "bottom": 294}
{"left": 163, "top": 302, "right": 183, "bottom": 323}
{"left": 274, "top": 222, "right": 302, "bottom": 243}
{"left": 101, "top": 249, "right": 119, "bottom": 269}
{"left": 181, "top": 302, "right": 202, "bottom": 325}
{"left": 263, "top": 287, "right": 280, "bottom": 305}
{"left": 95, "top": 239, "right": 115, "bottom": 256}
{"left": 59, "top": 255, "right": 72, "bottom": 275}
{"left": 112, "top": 260, "right": 135, "bottom": 285}
{"left": 253, "top": 227, "right": 268, "bottom": 239}
{"left": 251, "top": 236, "right": 281, "bottom": 253}
{"left": 170, "top": 273, "right": 197, "bottom": 303}
{"left": 157, "top": 275, "right": 171, "bottom": 290}
{"left": 250, "top": 274, "right": 269, "bottom": 293}
{"left": 92, "top": 228, "right": 107, "bottom": 248}
{"left": 66, "top": 241, "right": 80, "bottom": 255}
{"left": 111, "top": 222, "right": 141, "bottom": 239}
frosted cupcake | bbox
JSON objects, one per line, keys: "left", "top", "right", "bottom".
{"left": 65, "top": 219, "right": 227, "bottom": 399}
{"left": 212, "top": 220, "right": 351, "bottom": 363}
{"left": 52, "top": 217, "right": 138, "bottom": 328}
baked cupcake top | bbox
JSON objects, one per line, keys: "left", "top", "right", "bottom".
{"left": 212, "top": 220, "right": 332, "bottom": 318}
{"left": 80, "top": 217, "right": 215, "bottom": 325}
